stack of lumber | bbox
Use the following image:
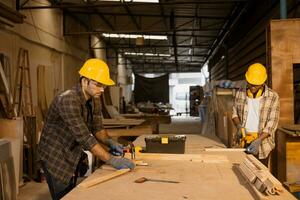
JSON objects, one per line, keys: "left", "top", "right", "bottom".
{"left": 238, "top": 155, "right": 285, "bottom": 199}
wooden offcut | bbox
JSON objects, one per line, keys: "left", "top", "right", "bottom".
{"left": 78, "top": 168, "right": 130, "bottom": 188}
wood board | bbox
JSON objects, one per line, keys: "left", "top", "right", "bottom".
{"left": 102, "top": 118, "right": 145, "bottom": 126}
{"left": 63, "top": 152, "right": 295, "bottom": 200}
{"left": 78, "top": 169, "right": 130, "bottom": 188}
{"left": 124, "top": 153, "right": 229, "bottom": 163}
{"left": 0, "top": 118, "right": 23, "bottom": 190}
{"left": 62, "top": 135, "right": 295, "bottom": 200}
{"left": 269, "top": 19, "right": 300, "bottom": 124}
{"left": 106, "top": 125, "right": 152, "bottom": 137}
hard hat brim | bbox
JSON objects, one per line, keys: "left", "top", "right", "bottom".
{"left": 101, "top": 78, "right": 115, "bottom": 86}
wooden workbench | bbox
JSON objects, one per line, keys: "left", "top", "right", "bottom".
{"left": 120, "top": 113, "right": 171, "bottom": 134}
{"left": 62, "top": 135, "right": 296, "bottom": 200}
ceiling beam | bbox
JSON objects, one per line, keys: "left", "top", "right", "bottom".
{"left": 122, "top": 2, "right": 141, "bottom": 30}
{"left": 91, "top": 44, "right": 210, "bottom": 49}
{"left": 203, "top": 2, "right": 249, "bottom": 68}
{"left": 20, "top": 1, "right": 248, "bottom": 9}
{"left": 53, "top": 11, "right": 229, "bottom": 20}
{"left": 95, "top": 9, "right": 115, "bottom": 31}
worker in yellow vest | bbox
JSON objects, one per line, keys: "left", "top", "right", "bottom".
{"left": 232, "top": 63, "right": 280, "bottom": 166}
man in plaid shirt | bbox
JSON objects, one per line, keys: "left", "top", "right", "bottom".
{"left": 232, "top": 63, "right": 280, "bottom": 167}
{"left": 37, "top": 59, "right": 134, "bottom": 200}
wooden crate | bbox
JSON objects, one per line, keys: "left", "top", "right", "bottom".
{"left": 275, "top": 127, "right": 300, "bottom": 182}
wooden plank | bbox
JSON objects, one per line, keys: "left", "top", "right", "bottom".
{"left": 78, "top": 169, "right": 130, "bottom": 188}
{"left": 106, "top": 125, "right": 152, "bottom": 137}
{"left": 124, "top": 153, "right": 229, "bottom": 163}
{"left": 239, "top": 162, "right": 257, "bottom": 183}
{"left": 0, "top": 118, "right": 23, "bottom": 189}
{"left": 63, "top": 149, "right": 294, "bottom": 200}
{"left": 103, "top": 118, "right": 145, "bottom": 125}
{"left": 269, "top": 19, "right": 300, "bottom": 124}
{"left": 0, "top": 60, "right": 16, "bottom": 117}
{"left": 205, "top": 148, "right": 245, "bottom": 152}
{"left": 63, "top": 158, "right": 255, "bottom": 200}
{"left": 286, "top": 141, "right": 300, "bottom": 182}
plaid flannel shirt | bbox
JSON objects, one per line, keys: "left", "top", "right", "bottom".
{"left": 232, "top": 84, "right": 280, "bottom": 159}
{"left": 37, "top": 84, "right": 103, "bottom": 184}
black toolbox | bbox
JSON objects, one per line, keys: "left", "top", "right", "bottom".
{"left": 145, "top": 135, "right": 186, "bottom": 154}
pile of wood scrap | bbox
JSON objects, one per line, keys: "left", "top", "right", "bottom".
{"left": 237, "top": 155, "right": 285, "bottom": 199}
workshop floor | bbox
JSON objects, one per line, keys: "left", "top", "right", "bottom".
{"left": 17, "top": 116, "right": 206, "bottom": 200}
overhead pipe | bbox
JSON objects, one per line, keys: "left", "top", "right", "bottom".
{"left": 280, "top": 0, "right": 287, "bottom": 19}
{"left": 203, "top": 2, "right": 249, "bottom": 69}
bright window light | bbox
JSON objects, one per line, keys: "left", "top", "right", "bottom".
{"left": 102, "top": 33, "right": 167, "bottom": 40}
{"left": 124, "top": 52, "right": 171, "bottom": 57}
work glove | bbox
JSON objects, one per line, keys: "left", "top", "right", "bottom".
{"left": 106, "top": 156, "right": 135, "bottom": 170}
{"left": 246, "top": 138, "right": 262, "bottom": 155}
{"left": 106, "top": 139, "right": 124, "bottom": 156}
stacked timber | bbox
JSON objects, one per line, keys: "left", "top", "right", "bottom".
{"left": 238, "top": 155, "right": 284, "bottom": 199}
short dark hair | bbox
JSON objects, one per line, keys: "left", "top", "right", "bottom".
{"left": 79, "top": 76, "right": 91, "bottom": 84}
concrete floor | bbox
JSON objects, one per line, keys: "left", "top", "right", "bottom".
{"left": 17, "top": 181, "right": 51, "bottom": 200}
{"left": 17, "top": 116, "right": 213, "bottom": 200}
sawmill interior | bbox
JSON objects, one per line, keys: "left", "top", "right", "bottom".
{"left": 0, "top": 0, "right": 300, "bottom": 199}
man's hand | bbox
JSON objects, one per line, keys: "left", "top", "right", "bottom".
{"left": 246, "top": 138, "right": 262, "bottom": 155}
{"left": 106, "top": 156, "right": 135, "bottom": 170}
{"left": 106, "top": 139, "right": 123, "bottom": 156}
{"left": 235, "top": 124, "right": 245, "bottom": 143}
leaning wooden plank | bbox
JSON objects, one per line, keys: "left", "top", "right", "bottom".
{"left": 78, "top": 169, "right": 130, "bottom": 188}
{"left": 0, "top": 61, "right": 16, "bottom": 117}
{"left": 125, "top": 153, "right": 229, "bottom": 163}
{"left": 106, "top": 125, "right": 152, "bottom": 137}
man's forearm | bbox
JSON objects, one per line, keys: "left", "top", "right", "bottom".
{"left": 95, "top": 129, "right": 110, "bottom": 144}
{"left": 232, "top": 117, "right": 241, "bottom": 126}
{"left": 259, "top": 132, "right": 269, "bottom": 140}
{"left": 90, "top": 143, "right": 110, "bottom": 162}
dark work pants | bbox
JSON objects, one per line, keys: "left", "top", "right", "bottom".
{"left": 41, "top": 161, "right": 75, "bottom": 200}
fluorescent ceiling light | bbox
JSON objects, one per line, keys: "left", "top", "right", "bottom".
{"left": 124, "top": 52, "right": 171, "bottom": 57}
{"left": 102, "top": 33, "right": 167, "bottom": 40}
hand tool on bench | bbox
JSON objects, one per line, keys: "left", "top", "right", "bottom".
{"left": 134, "top": 177, "right": 179, "bottom": 184}
{"left": 122, "top": 142, "right": 135, "bottom": 159}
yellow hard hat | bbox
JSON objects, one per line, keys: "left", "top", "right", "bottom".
{"left": 79, "top": 58, "right": 115, "bottom": 86}
{"left": 245, "top": 63, "right": 267, "bottom": 85}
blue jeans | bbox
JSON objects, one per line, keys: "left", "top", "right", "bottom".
{"left": 41, "top": 161, "right": 75, "bottom": 200}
